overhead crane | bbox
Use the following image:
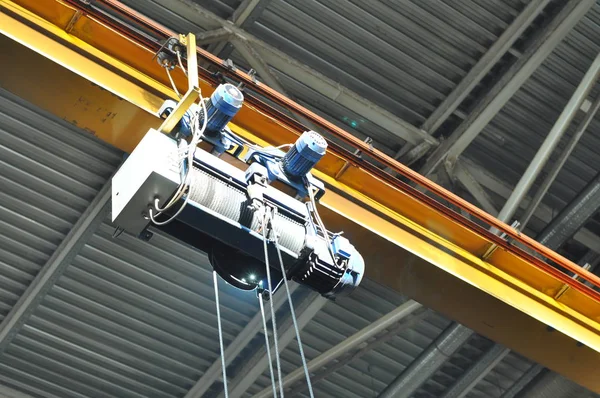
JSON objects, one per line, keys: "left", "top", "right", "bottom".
{"left": 2, "top": 0, "right": 600, "bottom": 392}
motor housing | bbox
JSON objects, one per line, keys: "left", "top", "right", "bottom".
{"left": 203, "top": 83, "right": 244, "bottom": 135}
{"left": 281, "top": 130, "right": 328, "bottom": 179}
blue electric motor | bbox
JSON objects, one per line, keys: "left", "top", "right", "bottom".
{"left": 282, "top": 130, "right": 328, "bottom": 179}
{"left": 162, "top": 83, "right": 244, "bottom": 139}
{"left": 204, "top": 83, "right": 244, "bottom": 135}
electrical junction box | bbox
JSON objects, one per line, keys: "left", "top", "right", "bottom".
{"left": 112, "top": 129, "right": 181, "bottom": 236}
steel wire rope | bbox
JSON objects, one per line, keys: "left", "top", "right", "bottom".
{"left": 213, "top": 270, "right": 229, "bottom": 397}
{"left": 262, "top": 210, "right": 285, "bottom": 397}
{"left": 259, "top": 291, "right": 279, "bottom": 398}
{"left": 271, "top": 207, "right": 315, "bottom": 398}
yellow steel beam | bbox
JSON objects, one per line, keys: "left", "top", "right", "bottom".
{"left": 2, "top": 0, "right": 600, "bottom": 391}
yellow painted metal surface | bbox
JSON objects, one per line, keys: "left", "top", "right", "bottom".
{"left": 2, "top": 0, "right": 600, "bottom": 391}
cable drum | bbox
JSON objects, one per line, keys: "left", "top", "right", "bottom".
{"left": 187, "top": 167, "right": 305, "bottom": 254}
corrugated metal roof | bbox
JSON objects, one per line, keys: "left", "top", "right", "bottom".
{"left": 464, "top": 3, "right": 600, "bottom": 232}
{"left": 2, "top": 0, "right": 600, "bottom": 397}
{"left": 1, "top": 223, "right": 257, "bottom": 398}
{"left": 0, "top": 89, "right": 121, "bottom": 321}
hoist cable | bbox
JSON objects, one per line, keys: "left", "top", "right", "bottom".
{"left": 259, "top": 292, "right": 278, "bottom": 398}
{"left": 262, "top": 210, "right": 284, "bottom": 397}
{"left": 271, "top": 208, "right": 315, "bottom": 398}
{"left": 213, "top": 270, "right": 229, "bottom": 397}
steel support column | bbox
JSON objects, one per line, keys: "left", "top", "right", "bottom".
{"left": 419, "top": 0, "right": 594, "bottom": 176}
{"left": 0, "top": 179, "right": 111, "bottom": 353}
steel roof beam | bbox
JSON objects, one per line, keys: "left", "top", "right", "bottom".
{"left": 377, "top": 322, "right": 474, "bottom": 398}
{"left": 453, "top": 162, "right": 499, "bottom": 216}
{"left": 461, "top": 159, "right": 600, "bottom": 250}
{"left": 0, "top": 180, "right": 111, "bottom": 354}
{"left": 538, "top": 170, "right": 600, "bottom": 251}
{"left": 427, "top": 177, "right": 600, "bottom": 398}
{"left": 253, "top": 300, "right": 424, "bottom": 398}
{"left": 195, "top": 27, "right": 234, "bottom": 46}
{"left": 521, "top": 95, "right": 600, "bottom": 229}
{"left": 421, "top": 0, "right": 551, "bottom": 135}
{"left": 418, "top": 0, "right": 594, "bottom": 176}
{"left": 231, "top": 36, "right": 321, "bottom": 132}
{"left": 231, "top": 0, "right": 270, "bottom": 27}
{"left": 495, "top": 53, "right": 600, "bottom": 226}
{"left": 500, "top": 364, "right": 544, "bottom": 398}
{"left": 209, "top": 0, "right": 275, "bottom": 59}
{"left": 440, "top": 345, "right": 510, "bottom": 398}
{"left": 132, "top": 0, "right": 437, "bottom": 146}
{"left": 381, "top": 143, "right": 600, "bottom": 398}
{"left": 287, "top": 308, "right": 431, "bottom": 397}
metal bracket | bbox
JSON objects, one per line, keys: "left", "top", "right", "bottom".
{"left": 555, "top": 263, "right": 592, "bottom": 301}
{"left": 481, "top": 220, "right": 521, "bottom": 261}
{"left": 157, "top": 33, "right": 200, "bottom": 134}
{"left": 335, "top": 137, "right": 373, "bottom": 179}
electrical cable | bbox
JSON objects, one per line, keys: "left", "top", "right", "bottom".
{"left": 150, "top": 91, "right": 209, "bottom": 226}
{"left": 262, "top": 210, "right": 284, "bottom": 398}
{"left": 213, "top": 270, "right": 229, "bottom": 397}
{"left": 259, "top": 291, "right": 278, "bottom": 398}
{"left": 176, "top": 50, "right": 187, "bottom": 76}
{"left": 307, "top": 185, "right": 336, "bottom": 263}
{"left": 165, "top": 67, "right": 182, "bottom": 98}
{"left": 148, "top": 196, "right": 191, "bottom": 226}
{"left": 271, "top": 207, "right": 315, "bottom": 398}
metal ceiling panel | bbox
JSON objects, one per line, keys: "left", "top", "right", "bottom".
{"left": 1, "top": 0, "right": 599, "bottom": 396}
{"left": 0, "top": 223, "right": 261, "bottom": 398}
{"left": 0, "top": 89, "right": 121, "bottom": 321}
{"left": 464, "top": 5, "right": 600, "bottom": 229}
{"left": 191, "top": 0, "right": 241, "bottom": 19}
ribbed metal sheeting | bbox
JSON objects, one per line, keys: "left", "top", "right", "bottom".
{"left": 192, "top": 0, "right": 243, "bottom": 19}
{"left": 464, "top": 3, "right": 600, "bottom": 236}
{"left": 240, "top": 279, "right": 434, "bottom": 398}
{"left": 0, "top": 223, "right": 261, "bottom": 398}
{"left": 0, "top": 88, "right": 121, "bottom": 322}
{"left": 247, "top": 0, "right": 519, "bottom": 126}
{"left": 463, "top": 352, "right": 534, "bottom": 398}
{"left": 520, "top": 372, "right": 599, "bottom": 398}
{"left": 239, "top": 277, "right": 534, "bottom": 398}
{"left": 241, "top": 0, "right": 525, "bottom": 152}
{"left": 127, "top": 0, "right": 525, "bottom": 154}
{"left": 241, "top": 278, "right": 513, "bottom": 398}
